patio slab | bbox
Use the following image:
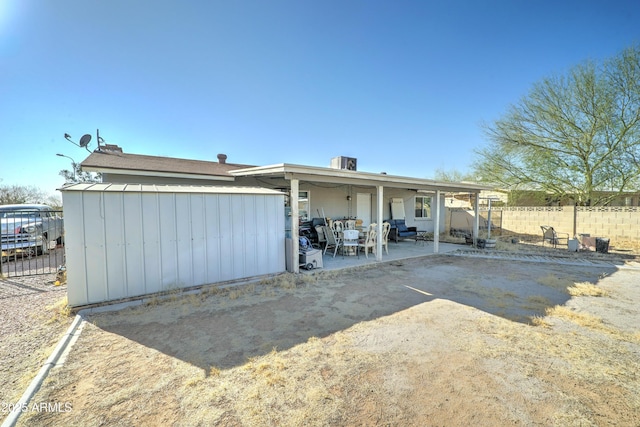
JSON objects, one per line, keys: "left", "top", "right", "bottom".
{"left": 312, "top": 240, "right": 467, "bottom": 272}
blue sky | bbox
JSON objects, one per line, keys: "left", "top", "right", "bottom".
{"left": 1, "top": 0, "right": 639, "bottom": 198}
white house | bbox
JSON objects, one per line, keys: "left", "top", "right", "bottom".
{"left": 62, "top": 147, "right": 489, "bottom": 307}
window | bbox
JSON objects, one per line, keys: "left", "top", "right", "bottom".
{"left": 298, "top": 191, "right": 309, "bottom": 222}
{"left": 415, "top": 196, "right": 431, "bottom": 219}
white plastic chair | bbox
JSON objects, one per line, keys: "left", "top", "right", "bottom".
{"left": 342, "top": 229, "right": 360, "bottom": 258}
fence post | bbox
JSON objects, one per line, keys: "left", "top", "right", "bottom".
{"left": 573, "top": 203, "right": 577, "bottom": 238}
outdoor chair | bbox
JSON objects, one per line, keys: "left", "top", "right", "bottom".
{"left": 314, "top": 225, "right": 326, "bottom": 250}
{"left": 322, "top": 225, "right": 342, "bottom": 257}
{"left": 358, "top": 223, "right": 377, "bottom": 258}
{"left": 541, "top": 225, "right": 569, "bottom": 248}
{"left": 342, "top": 229, "right": 360, "bottom": 257}
{"left": 381, "top": 222, "right": 391, "bottom": 255}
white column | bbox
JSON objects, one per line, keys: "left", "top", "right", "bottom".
{"left": 376, "top": 185, "right": 383, "bottom": 261}
{"left": 434, "top": 190, "right": 440, "bottom": 253}
{"left": 473, "top": 192, "right": 479, "bottom": 247}
{"left": 291, "top": 179, "right": 299, "bottom": 273}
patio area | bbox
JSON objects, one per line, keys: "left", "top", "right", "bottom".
{"left": 309, "top": 239, "right": 468, "bottom": 272}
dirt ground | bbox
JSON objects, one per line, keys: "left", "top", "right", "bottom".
{"left": 0, "top": 274, "right": 71, "bottom": 409}
{"left": 12, "top": 253, "right": 640, "bottom": 426}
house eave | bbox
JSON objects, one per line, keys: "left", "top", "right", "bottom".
{"left": 231, "top": 163, "right": 491, "bottom": 193}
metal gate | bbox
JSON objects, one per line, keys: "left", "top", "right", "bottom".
{"left": 1, "top": 208, "right": 65, "bottom": 277}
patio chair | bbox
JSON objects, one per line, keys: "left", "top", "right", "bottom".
{"left": 358, "top": 223, "right": 377, "bottom": 258}
{"left": 314, "top": 225, "right": 326, "bottom": 250}
{"left": 541, "top": 225, "right": 569, "bottom": 248}
{"left": 322, "top": 225, "right": 342, "bottom": 257}
{"left": 381, "top": 222, "right": 391, "bottom": 255}
{"left": 342, "top": 229, "right": 360, "bottom": 258}
{"left": 344, "top": 219, "right": 356, "bottom": 230}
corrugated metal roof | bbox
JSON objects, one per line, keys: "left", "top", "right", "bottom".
{"left": 59, "top": 183, "right": 284, "bottom": 195}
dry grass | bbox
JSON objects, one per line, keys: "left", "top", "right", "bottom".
{"left": 546, "top": 305, "right": 605, "bottom": 329}
{"left": 535, "top": 273, "right": 575, "bottom": 292}
{"left": 567, "top": 282, "right": 608, "bottom": 297}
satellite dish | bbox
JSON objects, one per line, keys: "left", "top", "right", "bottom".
{"left": 79, "top": 134, "right": 92, "bottom": 147}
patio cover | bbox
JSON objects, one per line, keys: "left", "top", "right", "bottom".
{"left": 231, "top": 164, "right": 491, "bottom": 272}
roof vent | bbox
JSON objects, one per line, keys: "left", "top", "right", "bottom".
{"left": 217, "top": 153, "right": 227, "bottom": 164}
{"left": 330, "top": 156, "right": 357, "bottom": 171}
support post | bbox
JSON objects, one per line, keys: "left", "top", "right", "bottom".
{"left": 376, "top": 185, "right": 384, "bottom": 261}
{"left": 291, "top": 178, "right": 299, "bottom": 273}
{"left": 473, "top": 193, "right": 479, "bottom": 247}
{"left": 434, "top": 190, "right": 440, "bottom": 253}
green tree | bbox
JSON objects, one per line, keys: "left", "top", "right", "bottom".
{"left": 59, "top": 163, "right": 102, "bottom": 184}
{"left": 474, "top": 45, "right": 640, "bottom": 206}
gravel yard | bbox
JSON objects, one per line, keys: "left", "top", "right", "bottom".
{"left": 0, "top": 274, "right": 72, "bottom": 412}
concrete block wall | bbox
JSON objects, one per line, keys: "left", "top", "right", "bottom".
{"left": 449, "top": 206, "right": 640, "bottom": 249}
{"left": 498, "top": 207, "right": 573, "bottom": 237}
{"left": 575, "top": 207, "right": 640, "bottom": 248}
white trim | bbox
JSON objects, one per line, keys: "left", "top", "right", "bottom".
{"left": 81, "top": 166, "right": 235, "bottom": 181}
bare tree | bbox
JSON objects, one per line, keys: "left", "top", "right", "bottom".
{"left": 432, "top": 168, "right": 476, "bottom": 183}
{"left": 0, "top": 185, "right": 47, "bottom": 205}
{"left": 475, "top": 45, "right": 640, "bottom": 206}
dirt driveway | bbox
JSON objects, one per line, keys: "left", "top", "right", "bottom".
{"left": 15, "top": 254, "right": 640, "bottom": 426}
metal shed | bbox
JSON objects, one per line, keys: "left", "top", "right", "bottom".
{"left": 60, "top": 183, "right": 285, "bottom": 307}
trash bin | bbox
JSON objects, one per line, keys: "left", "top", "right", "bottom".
{"left": 595, "top": 238, "right": 610, "bottom": 254}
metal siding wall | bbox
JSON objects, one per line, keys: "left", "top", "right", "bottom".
{"left": 263, "top": 195, "right": 285, "bottom": 273}
{"left": 83, "top": 193, "right": 109, "bottom": 304}
{"left": 253, "top": 196, "right": 269, "bottom": 274}
{"left": 158, "top": 194, "right": 179, "bottom": 288}
{"left": 190, "top": 194, "right": 207, "bottom": 287}
{"left": 62, "top": 192, "right": 89, "bottom": 307}
{"left": 218, "top": 195, "right": 234, "bottom": 281}
{"left": 66, "top": 189, "right": 285, "bottom": 307}
{"left": 123, "top": 193, "right": 146, "bottom": 297}
{"left": 175, "top": 193, "right": 194, "bottom": 288}
{"left": 141, "top": 193, "right": 162, "bottom": 294}
{"left": 231, "top": 196, "right": 245, "bottom": 278}
{"left": 243, "top": 195, "right": 258, "bottom": 276}
{"left": 204, "top": 195, "right": 222, "bottom": 283}
{"left": 103, "top": 193, "right": 127, "bottom": 300}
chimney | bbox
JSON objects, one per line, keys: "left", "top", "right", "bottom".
{"left": 102, "top": 144, "right": 123, "bottom": 153}
{"left": 217, "top": 153, "right": 227, "bottom": 164}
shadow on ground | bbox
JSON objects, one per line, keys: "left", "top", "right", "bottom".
{"left": 89, "top": 255, "right": 617, "bottom": 372}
